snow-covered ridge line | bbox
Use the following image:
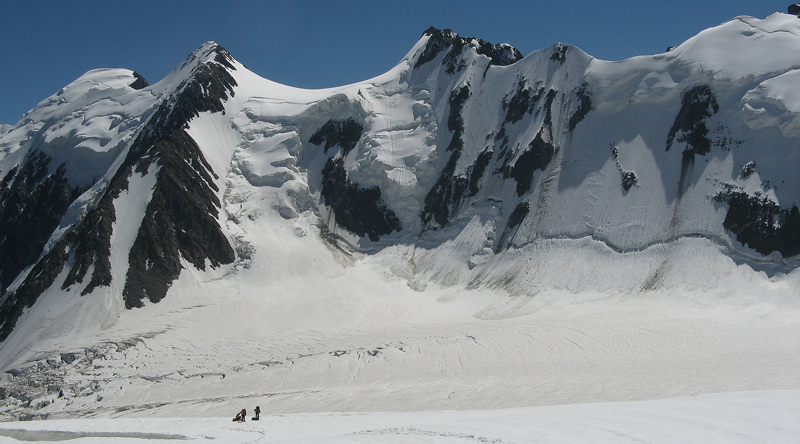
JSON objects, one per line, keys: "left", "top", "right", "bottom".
{"left": 0, "top": 43, "right": 239, "bottom": 342}
{"left": 0, "top": 13, "right": 798, "bottom": 421}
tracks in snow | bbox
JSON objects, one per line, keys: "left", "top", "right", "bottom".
{"left": 8, "top": 305, "right": 798, "bottom": 419}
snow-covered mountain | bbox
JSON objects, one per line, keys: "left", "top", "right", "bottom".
{"left": 0, "top": 12, "right": 798, "bottom": 422}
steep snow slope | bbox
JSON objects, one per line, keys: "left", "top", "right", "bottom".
{"left": 0, "top": 44, "right": 238, "bottom": 341}
{"left": 0, "top": 13, "right": 798, "bottom": 421}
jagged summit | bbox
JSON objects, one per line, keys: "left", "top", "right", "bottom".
{"left": 146, "top": 43, "right": 238, "bottom": 135}
{"left": 414, "top": 26, "right": 524, "bottom": 70}
{"left": 168, "top": 41, "right": 236, "bottom": 77}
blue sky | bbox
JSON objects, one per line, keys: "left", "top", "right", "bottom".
{"left": 0, "top": 0, "right": 791, "bottom": 125}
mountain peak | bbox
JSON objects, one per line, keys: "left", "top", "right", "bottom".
{"left": 184, "top": 41, "right": 234, "bottom": 68}
{"left": 414, "top": 26, "right": 523, "bottom": 70}
{"left": 0, "top": 14, "right": 799, "bottom": 414}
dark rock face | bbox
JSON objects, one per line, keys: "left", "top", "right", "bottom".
{"left": 61, "top": 182, "right": 119, "bottom": 296}
{"left": 542, "top": 89, "right": 559, "bottom": 129}
{"left": 320, "top": 157, "right": 401, "bottom": 242}
{"left": 503, "top": 82, "right": 544, "bottom": 125}
{"left": 739, "top": 161, "right": 756, "bottom": 179}
{"left": 550, "top": 44, "right": 568, "bottom": 64}
{"left": 123, "top": 129, "right": 235, "bottom": 308}
{"left": 666, "top": 85, "right": 719, "bottom": 157}
{"left": 621, "top": 171, "right": 638, "bottom": 192}
{"left": 421, "top": 148, "right": 493, "bottom": 229}
{"left": 121, "top": 45, "right": 237, "bottom": 308}
{"left": 667, "top": 85, "right": 720, "bottom": 198}
{"left": 0, "top": 153, "right": 81, "bottom": 294}
{"left": 789, "top": 4, "right": 800, "bottom": 15}
{"left": 81, "top": 44, "right": 238, "bottom": 310}
{"left": 0, "top": 43, "right": 239, "bottom": 337}
{"left": 468, "top": 150, "right": 493, "bottom": 197}
{"left": 508, "top": 130, "right": 555, "bottom": 196}
{"left": 472, "top": 41, "right": 523, "bottom": 66}
{"left": 0, "top": 241, "right": 68, "bottom": 341}
{"left": 446, "top": 85, "right": 470, "bottom": 152}
{"left": 715, "top": 186, "right": 800, "bottom": 258}
{"left": 415, "top": 27, "right": 459, "bottom": 68}
{"left": 309, "top": 119, "right": 364, "bottom": 155}
{"left": 421, "top": 85, "right": 483, "bottom": 228}
{"left": 506, "top": 201, "right": 530, "bottom": 230}
{"left": 497, "top": 201, "right": 530, "bottom": 249}
{"left": 150, "top": 48, "right": 238, "bottom": 133}
{"left": 414, "top": 27, "right": 523, "bottom": 71}
{"left": 310, "top": 116, "right": 405, "bottom": 242}
{"left": 420, "top": 153, "right": 460, "bottom": 228}
{"left": 611, "top": 145, "right": 638, "bottom": 192}
{"left": 568, "top": 83, "right": 592, "bottom": 131}
{"left": 495, "top": 85, "right": 557, "bottom": 171}
{"left": 128, "top": 72, "right": 149, "bottom": 90}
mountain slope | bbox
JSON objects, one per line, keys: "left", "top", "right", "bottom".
{"left": 0, "top": 12, "right": 798, "bottom": 420}
{"left": 0, "top": 43, "right": 239, "bottom": 340}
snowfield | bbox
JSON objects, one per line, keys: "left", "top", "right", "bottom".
{"left": 0, "top": 256, "right": 797, "bottom": 442}
{"left": 0, "top": 390, "right": 797, "bottom": 443}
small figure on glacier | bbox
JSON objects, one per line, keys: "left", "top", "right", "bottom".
{"left": 252, "top": 405, "right": 261, "bottom": 421}
{"left": 233, "top": 408, "right": 246, "bottom": 422}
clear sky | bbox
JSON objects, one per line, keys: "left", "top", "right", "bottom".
{"left": 0, "top": 0, "right": 792, "bottom": 125}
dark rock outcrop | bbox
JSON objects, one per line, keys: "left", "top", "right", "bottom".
{"left": 611, "top": 145, "right": 638, "bottom": 192}
{"left": 0, "top": 43, "right": 238, "bottom": 337}
{"left": 128, "top": 72, "right": 149, "bottom": 90}
{"left": 503, "top": 82, "right": 544, "bottom": 125}
{"left": 667, "top": 85, "right": 720, "bottom": 197}
{"left": 715, "top": 186, "right": 800, "bottom": 257}
{"left": 309, "top": 118, "right": 364, "bottom": 155}
{"left": 0, "top": 153, "right": 80, "bottom": 294}
{"left": 414, "top": 27, "right": 523, "bottom": 71}
{"left": 550, "top": 43, "right": 568, "bottom": 64}
{"left": 497, "top": 201, "right": 530, "bottom": 250}
{"left": 121, "top": 45, "right": 237, "bottom": 308}
{"left": 621, "top": 172, "right": 638, "bottom": 192}
{"left": 0, "top": 241, "right": 69, "bottom": 341}
{"left": 421, "top": 85, "right": 478, "bottom": 228}
{"left": 321, "top": 157, "right": 401, "bottom": 242}
{"left": 739, "top": 161, "right": 757, "bottom": 179}
{"left": 123, "top": 128, "right": 235, "bottom": 308}
{"left": 149, "top": 48, "right": 238, "bottom": 133}
{"left": 507, "top": 129, "right": 555, "bottom": 197}
{"left": 542, "top": 89, "right": 559, "bottom": 130}
{"left": 666, "top": 85, "right": 719, "bottom": 157}
{"left": 568, "top": 83, "right": 592, "bottom": 131}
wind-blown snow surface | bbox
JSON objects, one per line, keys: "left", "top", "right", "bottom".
{"left": 0, "top": 11, "right": 798, "bottom": 439}
{"left": 0, "top": 391, "right": 797, "bottom": 443}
